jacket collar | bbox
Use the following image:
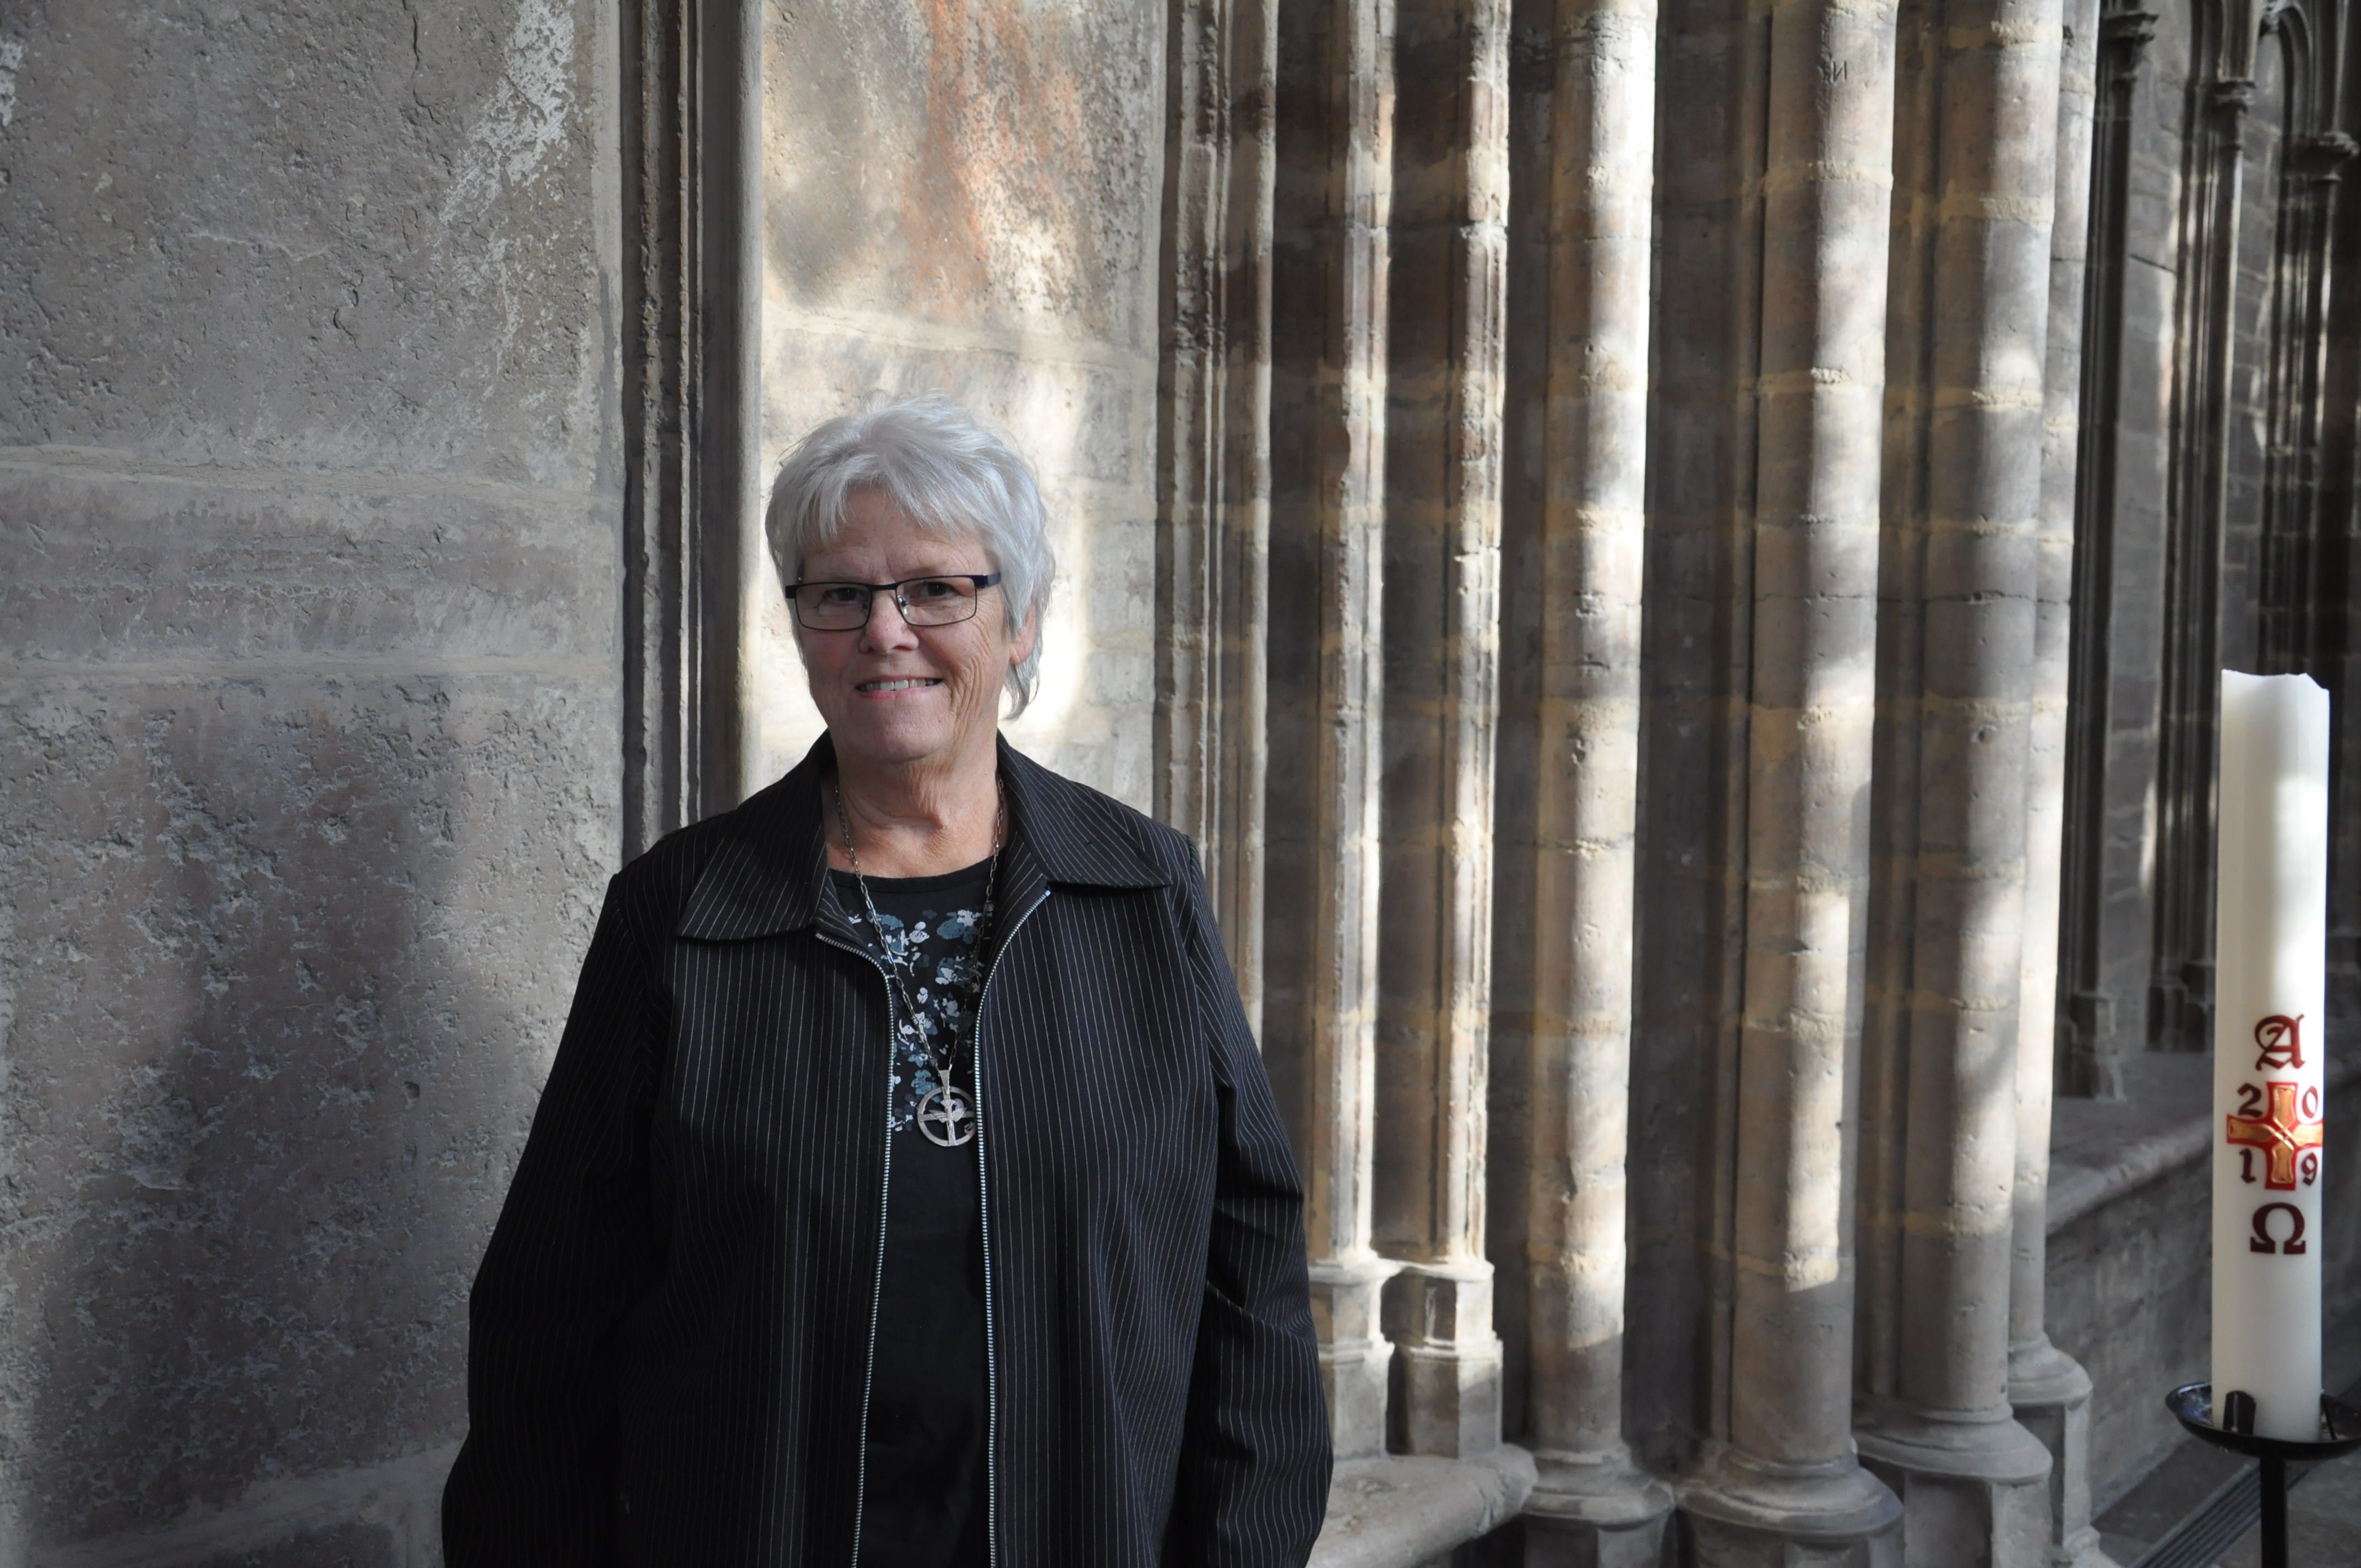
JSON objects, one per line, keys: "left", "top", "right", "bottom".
{"left": 676, "top": 732, "right": 1167, "bottom": 941}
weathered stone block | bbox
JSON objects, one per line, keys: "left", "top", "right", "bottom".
{"left": 0, "top": 2, "right": 614, "bottom": 485}
{"left": 187, "top": 1520, "right": 400, "bottom": 1568}
{"left": 2008, "top": 1339, "right": 2115, "bottom": 1568}
{"left": 1523, "top": 1449, "right": 1675, "bottom": 1568}
{"left": 1314, "top": 1257, "right": 1398, "bottom": 1463}
{"left": 0, "top": 460, "right": 616, "bottom": 668}
{"left": 1384, "top": 1268, "right": 1503, "bottom": 1460}
{"left": 1855, "top": 1417, "right": 2052, "bottom": 1568}
{"left": 0, "top": 672, "right": 617, "bottom": 1545}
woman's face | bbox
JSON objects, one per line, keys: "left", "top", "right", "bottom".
{"left": 795, "top": 488, "right": 1035, "bottom": 781}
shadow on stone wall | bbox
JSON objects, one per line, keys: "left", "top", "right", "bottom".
{"left": 9, "top": 674, "right": 612, "bottom": 1565}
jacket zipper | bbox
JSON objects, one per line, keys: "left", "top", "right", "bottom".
{"left": 970, "top": 886, "right": 1051, "bottom": 1568}
{"left": 817, "top": 928, "right": 899, "bottom": 1568}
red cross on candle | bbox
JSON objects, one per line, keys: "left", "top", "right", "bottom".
{"left": 2226, "top": 1081, "right": 2325, "bottom": 1191}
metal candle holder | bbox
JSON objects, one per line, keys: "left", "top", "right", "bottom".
{"left": 2166, "top": 1382, "right": 2361, "bottom": 1566}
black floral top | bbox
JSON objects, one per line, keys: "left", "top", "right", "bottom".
{"left": 839, "top": 872, "right": 993, "bottom": 1134}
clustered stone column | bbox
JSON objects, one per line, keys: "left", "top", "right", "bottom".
{"left": 1293, "top": 0, "right": 1399, "bottom": 1463}
{"left": 2004, "top": 2, "right": 2116, "bottom": 1563}
{"left": 1374, "top": 0, "right": 1510, "bottom": 1460}
{"left": 1156, "top": 0, "right": 1278, "bottom": 1037}
{"left": 1679, "top": 0, "right": 1906, "bottom": 1557}
{"left": 1220, "top": 0, "right": 2114, "bottom": 1545}
{"left": 1852, "top": 0, "right": 2066, "bottom": 1556}
{"left": 1519, "top": 0, "right": 1674, "bottom": 1556}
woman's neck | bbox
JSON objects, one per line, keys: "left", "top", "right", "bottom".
{"left": 828, "top": 747, "right": 1001, "bottom": 878}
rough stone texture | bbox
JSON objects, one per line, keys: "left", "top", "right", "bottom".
{"left": 1, "top": 672, "right": 611, "bottom": 1544}
{"left": 0, "top": 3, "right": 622, "bottom": 1564}
{"left": 0, "top": 4, "right": 613, "bottom": 485}
{"left": 1312, "top": 1449, "right": 1538, "bottom": 1568}
{"left": 750, "top": 0, "right": 1168, "bottom": 807}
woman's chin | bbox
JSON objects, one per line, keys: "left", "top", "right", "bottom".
{"left": 828, "top": 714, "right": 960, "bottom": 770}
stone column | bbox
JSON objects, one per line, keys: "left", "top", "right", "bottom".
{"left": 1852, "top": 0, "right": 2064, "bottom": 1559}
{"left": 1375, "top": 0, "right": 1508, "bottom": 1460}
{"left": 2004, "top": 4, "right": 2116, "bottom": 1564}
{"left": 2053, "top": 4, "right": 2158, "bottom": 1101}
{"left": 1157, "top": 0, "right": 1277, "bottom": 1032}
{"left": 1520, "top": 0, "right": 1674, "bottom": 1556}
{"left": 2148, "top": 51, "right": 2263, "bottom": 1052}
{"left": 1677, "top": 0, "right": 1905, "bottom": 1558}
{"left": 1275, "top": 0, "right": 1400, "bottom": 1463}
{"left": 1633, "top": 0, "right": 1766, "bottom": 1478}
{"left": 1855, "top": 0, "right": 1941, "bottom": 1408}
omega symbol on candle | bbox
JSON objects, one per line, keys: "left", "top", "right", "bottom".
{"left": 2226, "top": 1077, "right": 2324, "bottom": 1192}
{"left": 2249, "top": 1202, "right": 2309, "bottom": 1254}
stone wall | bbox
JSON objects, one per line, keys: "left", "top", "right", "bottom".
{"left": 0, "top": 3, "right": 623, "bottom": 1562}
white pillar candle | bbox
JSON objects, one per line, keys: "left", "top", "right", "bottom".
{"left": 2211, "top": 670, "right": 2332, "bottom": 1441}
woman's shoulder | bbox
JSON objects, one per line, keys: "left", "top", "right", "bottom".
{"left": 605, "top": 765, "right": 823, "bottom": 932}
{"left": 999, "top": 746, "right": 1203, "bottom": 890}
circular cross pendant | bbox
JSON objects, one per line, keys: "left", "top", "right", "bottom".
{"left": 917, "top": 1084, "right": 976, "bottom": 1148}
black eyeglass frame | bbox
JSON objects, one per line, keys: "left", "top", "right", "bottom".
{"left": 786, "top": 572, "right": 1004, "bottom": 631}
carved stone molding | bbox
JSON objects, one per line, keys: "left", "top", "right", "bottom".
{"left": 619, "top": 0, "right": 760, "bottom": 854}
{"left": 2210, "top": 75, "right": 2261, "bottom": 120}
{"left": 2057, "top": 0, "right": 2153, "bottom": 1096}
{"left": 2096, "top": 7, "right": 2158, "bottom": 72}
{"left": 2290, "top": 129, "right": 2360, "bottom": 179}
{"left": 1156, "top": 0, "right": 1276, "bottom": 1023}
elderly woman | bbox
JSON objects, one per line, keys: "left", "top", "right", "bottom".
{"left": 442, "top": 395, "right": 1330, "bottom": 1567}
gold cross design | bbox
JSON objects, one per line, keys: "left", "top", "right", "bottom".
{"left": 2226, "top": 1081, "right": 2325, "bottom": 1191}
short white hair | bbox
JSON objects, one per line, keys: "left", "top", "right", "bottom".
{"left": 765, "top": 393, "right": 1056, "bottom": 717}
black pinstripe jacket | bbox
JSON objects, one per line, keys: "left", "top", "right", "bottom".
{"left": 442, "top": 736, "right": 1330, "bottom": 1567}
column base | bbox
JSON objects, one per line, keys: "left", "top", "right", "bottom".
{"left": 1523, "top": 1445, "right": 1673, "bottom": 1566}
{"left": 1313, "top": 1255, "right": 1399, "bottom": 1461}
{"left": 2006, "top": 1336, "right": 2120, "bottom": 1568}
{"left": 1679, "top": 1447, "right": 1902, "bottom": 1567}
{"left": 1384, "top": 1261, "right": 1504, "bottom": 1458}
{"left": 1854, "top": 1404, "right": 2053, "bottom": 1568}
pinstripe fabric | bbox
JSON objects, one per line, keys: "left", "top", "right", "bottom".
{"left": 443, "top": 735, "right": 1330, "bottom": 1567}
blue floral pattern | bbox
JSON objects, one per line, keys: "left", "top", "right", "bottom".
{"left": 851, "top": 892, "right": 992, "bottom": 1133}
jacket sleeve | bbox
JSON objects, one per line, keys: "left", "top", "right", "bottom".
{"left": 1171, "top": 854, "right": 1334, "bottom": 1566}
{"left": 442, "top": 868, "right": 667, "bottom": 1566}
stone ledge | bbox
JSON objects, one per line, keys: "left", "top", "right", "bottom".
{"left": 2047, "top": 1052, "right": 2361, "bottom": 1233}
{"left": 1312, "top": 1446, "right": 1537, "bottom": 1568}
{"left": 28, "top": 1445, "right": 454, "bottom": 1568}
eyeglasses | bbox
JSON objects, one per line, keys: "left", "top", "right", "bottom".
{"left": 787, "top": 573, "right": 1002, "bottom": 631}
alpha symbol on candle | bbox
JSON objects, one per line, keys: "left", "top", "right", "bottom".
{"left": 2226, "top": 1081, "right": 2325, "bottom": 1191}
{"left": 2254, "top": 1013, "right": 2305, "bottom": 1070}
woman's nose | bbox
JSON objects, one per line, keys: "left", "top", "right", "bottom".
{"left": 859, "top": 590, "right": 922, "bottom": 651}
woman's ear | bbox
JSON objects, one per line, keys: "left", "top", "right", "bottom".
{"left": 1009, "top": 603, "right": 1040, "bottom": 667}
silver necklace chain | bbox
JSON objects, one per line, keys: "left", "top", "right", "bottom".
{"left": 832, "top": 774, "right": 1003, "bottom": 1147}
